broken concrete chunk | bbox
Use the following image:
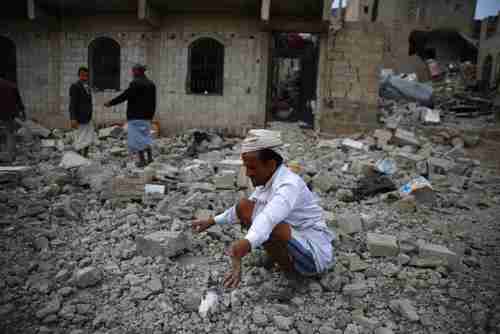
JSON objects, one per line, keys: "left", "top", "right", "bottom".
{"left": 136, "top": 231, "right": 191, "bottom": 258}
{"left": 337, "top": 213, "right": 362, "bottom": 235}
{"left": 389, "top": 299, "right": 419, "bottom": 322}
{"left": 367, "top": 233, "right": 399, "bottom": 257}
{"left": 392, "top": 129, "right": 420, "bottom": 147}
{"left": 342, "top": 282, "right": 368, "bottom": 297}
{"left": 213, "top": 170, "right": 236, "bottom": 189}
{"left": 35, "top": 298, "right": 61, "bottom": 319}
{"left": 417, "top": 241, "right": 459, "bottom": 269}
{"left": 428, "top": 157, "right": 455, "bottom": 175}
{"left": 74, "top": 267, "right": 102, "bottom": 288}
{"left": 420, "top": 107, "right": 440, "bottom": 124}
{"left": 59, "top": 152, "right": 92, "bottom": 169}
{"left": 198, "top": 290, "right": 219, "bottom": 319}
{"left": 373, "top": 129, "right": 393, "bottom": 147}
{"left": 98, "top": 126, "right": 123, "bottom": 139}
{"left": 342, "top": 138, "right": 365, "bottom": 150}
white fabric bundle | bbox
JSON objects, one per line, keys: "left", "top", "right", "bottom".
{"left": 240, "top": 129, "right": 283, "bottom": 154}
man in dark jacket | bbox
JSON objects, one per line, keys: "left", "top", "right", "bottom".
{"left": 69, "top": 66, "right": 96, "bottom": 157}
{"left": 104, "top": 63, "right": 156, "bottom": 167}
{"left": 0, "top": 77, "right": 25, "bottom": 162}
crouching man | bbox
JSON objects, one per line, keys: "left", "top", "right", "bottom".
{"left": 192, "top": 129, "right": 336, "bottom": 288}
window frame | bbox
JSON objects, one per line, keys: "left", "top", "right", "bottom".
{"left": 186, "top": 37, "right": 225, "bottom": 96}
{"left": 88, "top": 37, "right": 121, "bottom": 92}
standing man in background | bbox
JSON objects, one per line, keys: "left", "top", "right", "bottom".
{"left": 104, "top": 63, "right": 156, "bottom": 167}
{"left": 0, "top": 76, "right": 26, "bottom": 162}
{"left": 69, "top": 66, "right": 96, "bottom": 158}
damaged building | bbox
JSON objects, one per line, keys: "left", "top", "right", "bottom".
{"left": 478, "top": 11, "right": 500, "bottom": 91}
{"left": 0, "top": 0, "right": 494, "bottom": 137}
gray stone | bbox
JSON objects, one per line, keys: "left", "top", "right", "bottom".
{"left": 352, "top": 313, "right": 380, "bottom": 331}
{"left": 180, "top": 288, "right": 202, "bottom": 311}
{"left": 36, "top": 298, "right": 61, "bottom": 319}
{"left": 136, "top": 231, "right": 191, "bottom": 258}
{"left": 349, "top": 255, "right": 369, "bottom": 272}
{"left": 373, "top": 129, "right": 393, "bottom": 147}
{"left": 389, "top": 299, "right": 419, "bottom": 322}
{"left": 360, "top": 213, "right": 377, "bottom": 230}
{"left": 74, "top": 267, "right": 102, "bottom": 288}
{"left": 98, "top": 126, "right": 123, "bottom": 139}
{"left": 312, "top": 172, "right": 338, "bottom": 193}
{"left": 429, "top": 157, "right": 455, "bottom": 175}
{"left": 374, "top": 327, "right": 395, "bottom": 334}
{"left": 252, "top": 307, "right": 268, "bottom": 326}
{"left": 213, "top": 170, "right": 236, "bottom": 189}
{"left": 342, "top": 282, "right": 368, "bottom": 297}
{"left": 59, "top": 152, "right": 92, "bottom": 169}
{"left": 367, "top": 233, "right": 399, "bottom": 257}
{"left": 33, "top": 236, "right": 49, "bottom": 251}
{"left": 273, "top": 315, "right": 294, "bottom": 331}
{"left": 147, "top": 277, "right": 163, "bottom": 293}
{"left": 393, "top": 129, "right": 420, "bottom": 147}
{"left": 336, "top": 189, "right": 354, "bottom": 202}
{"left": 337, "top": 213, "right": 362, "bottom": 235}
{"left": 417, "top": 242, "right": 459, "bottom": 269}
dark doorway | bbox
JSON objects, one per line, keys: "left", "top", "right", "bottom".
{"left": 267, "top": 32, "right": 320, "bottom": 128}
{"left": 481, "top": 55, "right": 493, "bottom": 91}
{"left": 88, "top": 37, "right": 121, "bottom": 91}
{"left": 0, "top": 36, "right": 17, "bottom": 83}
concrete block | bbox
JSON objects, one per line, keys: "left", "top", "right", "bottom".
{"left": 389, "top": 299, "right": 419, "bottom": 322}
{"left": 393, "top": 129, "right": 419, "bottom": 147}
{"left": 59, "top": 152, "right": 92, "bottom": 169}
{"left": 417, "top": 241, "right": 459, "bottom": 269}
{"left": 98, "top": 126, "right": 124, "bottom": 139}
{"left": 367, "top": 233, "right": 399, "bottom": 257}
{"left": 428, "top": 157, "right": 455, "bottom": 175}
{"left": 342, "top": 138, "right": 365, "bottom": 150}
{"left": 373, "top": 129, "right": 392, "bottom": 146}
{"left": 342, "top": 282, "right": 368, "bottom": 297}
{"left": 136, "top": 231, "right": 191, "bottom": 258}
{"left": 337, "top": 213, "right": 362, "bottom": 234}
{"left": 213, "top": 170, "right": 236, "bottom": 189}
{"left": 74, "top": 267, "right": 102, "bottom": 288}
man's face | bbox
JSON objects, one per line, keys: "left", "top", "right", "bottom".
{"left": 242, "top": 151, "right": 276, "bottom": 187}
{"left": 79, "top": 71, "right": 89, "bottom": 82}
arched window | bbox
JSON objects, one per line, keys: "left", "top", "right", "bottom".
{"left": 187, "top": 38, "right": 224, "bottom": 95}
{"left": 0, "top": 36, "right": 17, "bottom": 83}
{"left": 88, "top": 37, "right": 120, "bottom": 91}
{"left": 482, "top": 54, "right": 493, "bottom": 88}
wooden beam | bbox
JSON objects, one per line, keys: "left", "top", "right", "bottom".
{"left": 27, "top": 0, "right": 48, "bottom": 20}
{"left": 138, "top": 0, "right": 160, "bottom": 28}
{"left": 323, "top": 0, "right": 334, "bottom": 22}
{"left": 261, "top": 0, "right": 271, "bottom": 22}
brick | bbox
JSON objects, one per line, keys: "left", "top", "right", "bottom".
{"left": 428, "top": 157, "right": 455, "bottom": 175}
{"left": 367, "top": 233, "right": 399, "bottom": 257}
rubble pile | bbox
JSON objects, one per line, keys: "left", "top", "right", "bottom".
{"left": 0, "top": 120, "right": 500, "bottom": 334}
{"left": 379, "top": 62, "right": 499, "bottom": 130}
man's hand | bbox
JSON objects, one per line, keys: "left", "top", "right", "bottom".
{"left": 191, "top": 217, "right": 215, "bottom": 233}
{"left": 104, "top": 102, "right": 111, "bottom": 108}
{"left": 224, "top": 256, "right": 242, "bottom": 288}
{"left": 227, "top": 239, "right": 251, "bottom": 258}
{"left": 70, "top": 120, "right": 79, "bottom": 129}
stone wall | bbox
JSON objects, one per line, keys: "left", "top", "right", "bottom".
{"left": 319, "top": 22, "right": 384, "bottom": 134}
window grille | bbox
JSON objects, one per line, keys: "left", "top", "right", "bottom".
{"left": 188, "top": 38, "right": 224, "bottom": 95}
{"left": 89, "top": 37, "right": 120, "bottom": 91}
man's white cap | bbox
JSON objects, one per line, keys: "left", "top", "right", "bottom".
{"left": 240, "top": 129, "right": 283, "bottom": 154}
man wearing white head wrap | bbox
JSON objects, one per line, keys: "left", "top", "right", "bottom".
{"left": 193, "top": 129, "right": 336, "bottom": 290}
